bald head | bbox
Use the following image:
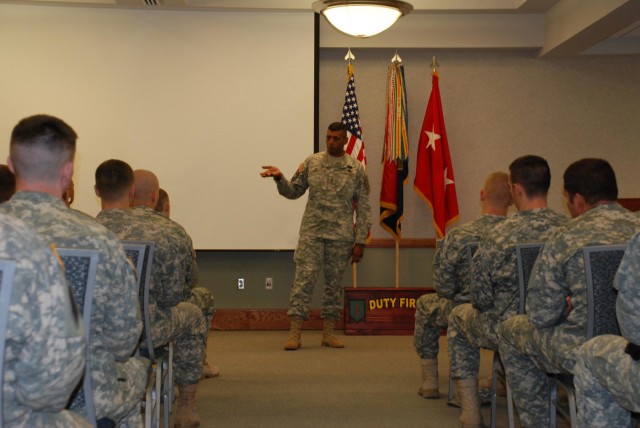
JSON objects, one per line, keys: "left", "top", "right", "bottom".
{"left": 481, "top": 171, "right": 512, "bottom": 214}
{"left": 132, "top": 169, "right": 160, "bottom": 208}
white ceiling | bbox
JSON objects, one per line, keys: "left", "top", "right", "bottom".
{"left": 2, "top": 0, "right": 640, "bottom": 56}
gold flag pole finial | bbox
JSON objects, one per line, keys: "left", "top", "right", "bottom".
{"left": 430, "top": 56, "right": 439, "bottom": 74}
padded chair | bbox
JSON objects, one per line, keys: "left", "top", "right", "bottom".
{"left": 490, "top": 243, "right": 544, "bottom": 428}
{"left": 549, "top": 244, "right": 626, "bottom": 428}
{"left": 448, "top": 242, "right": 480, "bottom": 402}
{"left": 121, "top": 241, "right": 173, "bottom": 428}
{"left": 0, "top": 259, "right": 17, "bottom": 428}
{"left": 58, "top": 248, "right": 100, "bottom": 428}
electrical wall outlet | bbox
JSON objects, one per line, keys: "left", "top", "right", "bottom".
{"left": 237, "top": 278, "right": 245, "bottom": 290}
{"left": 265, "top": 277, "right": 273, "bottom": 290}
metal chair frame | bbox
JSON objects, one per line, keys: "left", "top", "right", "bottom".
{"left": 58, "top": 248, "right": 99, "bottom": 428}
{"left": 549, "top": 244, "right": 626, "bottom": 428}
{"left": 0, "top": 259, "right": 17, "bottom": 428}
{"left": 122, "top": 241, "right": 173, "bottom": 428}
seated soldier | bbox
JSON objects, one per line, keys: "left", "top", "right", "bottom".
{"left": 94, "top": 160, "right": 208, "bottom": 428}
{"left": 414, "top": 172, "right": 511, "bottom": 399}
{"left": 1, "top": 115, "right": 148, "bottom": 427}
{"left": 0, "top": 212, "right": 89, "bottom": 427}
{"left": 498, "top": 158, "right": 640, "bottom": 428}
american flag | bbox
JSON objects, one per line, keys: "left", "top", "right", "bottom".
{"left": 341, "top": 63, "right": 367, "bottom": 167}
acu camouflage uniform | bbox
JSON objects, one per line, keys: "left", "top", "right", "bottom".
{"left": 0, "top": 213, "right": 89, "bottom": 428}
{"left": 276, "top": 152, "right": 372, "bottom": 320}
{"left": 97, "top": 206, "right": 208, "bottom": 385}
{"left": 497, "top": 204, "right": 640, "bottom": 428}
{"left": 0, "top": 192, "right": 147, "bottom": 427}
{"left": 448, "top": 208, "right": 566, "bottom": 382}
{"left": 414, "top": 214, "right": 505, "bottom": 360}
{"left": 574, "top": 232, "right": 640, "bottom": 427}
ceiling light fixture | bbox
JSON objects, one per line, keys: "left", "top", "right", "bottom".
{"left": 312, "top": 0, "right": 413, "bottom": 38}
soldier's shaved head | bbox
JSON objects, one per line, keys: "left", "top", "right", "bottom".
{"left": 132, "top": 169, "right": 160, "bottom": 208}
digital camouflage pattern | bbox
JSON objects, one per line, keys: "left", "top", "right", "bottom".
{"left": 276, "top": 152, "right": 372, "bottom": 320}
{"left": 97, "top": 206, "right": 207, "bottom": 385}
{"left": 289, "top": 235, "right": 353, "bottom": 320}
{"left": 0, "top": 192, "right": 146, "bottom": 426}
{"left": 498, "top": 204, "right": 640, "bottom": 428}
{"left": 0, "top": 213, "right": 89, "bottom": 427}
{"left": 573, "top": 232, "right": 640, "bottom": 427}
{"left": 276, "top": 152, "right": 372, "bottom": 244}
{"left": 448, "top": 208, "right": 566, "bottom": 381}
{"left": 414, "top": 214, "right": 505, "bottom": 359}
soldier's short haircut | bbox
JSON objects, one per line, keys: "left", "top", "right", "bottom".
{"left": 563, "top": 158, "right": 618, "bottom": 205}
{"left": 95, "top": 159, "right": 134, "bottom": 201}
{"left": 509, "top": 155, "right": 551, "bottom": 198}
{"left": 0, "top": 164, "right": 16, "bottom": 203}
{"left": 328, "top": 122, "right": 347, "bottom": 134}
{"left": 10, "top": 115, "right": 77, "bottom": 182}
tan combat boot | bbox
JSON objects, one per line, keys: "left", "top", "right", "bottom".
{"left": 284, "top": 316, "right": 303, "bottom": 350}
{"left": 174, "top": 384, "right": 200, "bottom": 428}
{"left": 321, "top": 318, "right": 344, "bottom": 348}
{"left": 201, "top": 357, "right": 220, "bottom": 379}
{"left": 418, "top": 358, "right": 440, "bottom": 399}
{"left": 456, "top": 377, "right": 484, "bottom": 428}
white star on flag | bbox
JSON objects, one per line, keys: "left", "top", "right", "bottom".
{"left": 444, "top": 167, "right": 455, "bottom": 189}
{"left": 425, "top": 125, "right": 440, "bottom": 151}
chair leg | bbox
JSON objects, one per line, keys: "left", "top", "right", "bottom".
{"left": 448, "top": 372, "right": 455, "bottom": 401}
{"left": 490, "top": 353, "right": 500, "bottom": 428}
{"left": 506, "top": 382, "right": 515, "bottom": 428}
{"left": 549, "top": 382, "right": 557, "bottom": 428}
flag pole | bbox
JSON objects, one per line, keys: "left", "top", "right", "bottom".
{"left": 395, "top": 238, "right": 400, "bottom": 288}
{"left": 353, "top": 262, "right": 357, "bottom": 288}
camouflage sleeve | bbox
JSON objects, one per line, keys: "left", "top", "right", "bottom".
{"left": 276, "top": 159, "right": 309, "bottom": 200}
{"left": 526, "top": 237, "right": 572, "bottom": 329}
{"left": 153, "top": 234, "right": 186, "bottom": 308}
{"left": 354, "top": 165, "right": 372, "bottom": 244}
{"left": 436, "top": 233, "right": 463, "bottom": 300}
{"left": 471, "top": 239, "right": 497, "bottom": 312}
{"left": 13, "top": 246, "right": 86, "bottom": 411}
{"left": 615, "top": 232, "right": 640, "bottom": 344}
{"left": 99, "top": 241, "right": 142, "bottom": 359}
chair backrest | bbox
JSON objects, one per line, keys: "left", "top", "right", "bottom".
{"left": 583, "top": 244, "right": 626, "bottom": 339}
{"left": 57, "top": 248, "right": 99, "bottom": 427}
{"left": 120, "top": 241, "right": 157, "bottom": 361}
{"left": 515, "top": 243, "right": 544, "bottom": 314}
{"left": 0, "top": 259, "right": 17, "bottom": 428}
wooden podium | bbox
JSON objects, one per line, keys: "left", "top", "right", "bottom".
{"left": 343, "top": 287, "right": 434, "bottom": 335}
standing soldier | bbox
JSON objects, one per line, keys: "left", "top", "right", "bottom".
{"left": 261, "top": 121, "right": 372, "bottom": 350}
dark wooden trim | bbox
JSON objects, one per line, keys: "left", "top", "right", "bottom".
{"left": 211, "top": 309, "right": 343, "bottom": 331}
{"left": 618, "top": 198, "right": 640, "bottom": 212}
{"left": 367, "top": 238, "right": 436, "bottom": 248}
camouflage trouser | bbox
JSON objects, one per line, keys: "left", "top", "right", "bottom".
{"left": 288, "top": 235, "right": 352, "bottom": 320}
{"left": 497, "top": 315, "right": 556, "bottom": 428}
{"left": 106, "top": 357, "right": 151, "bottom": 428}
{"left": 448, "top": 303, "right": 499, "bottom": 379}
{"left": 187, "top": 287, "right": 216, "bottom": 334}
{"left": 152, "top": 302, "right": 207, "bottom": 385}
{"left": 413, "top": 293, "right": 452, "bottom": 359}
{"left": 16, "top": 410, "right": 92, "bottom": 428}
{"left": 574, "top": 335, "right": 640, "bottom": 428}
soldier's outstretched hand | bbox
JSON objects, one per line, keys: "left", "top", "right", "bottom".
{"left": 261, "top": 165, "right": 283, "bottom": 180}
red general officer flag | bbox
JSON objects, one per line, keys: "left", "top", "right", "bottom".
{"left": 413, "top": 71, "right": 459, "bottom": 237}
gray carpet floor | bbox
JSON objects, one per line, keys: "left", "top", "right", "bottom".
{"left": 191, "top": 330, "right": 567, "bottom": 428}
